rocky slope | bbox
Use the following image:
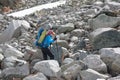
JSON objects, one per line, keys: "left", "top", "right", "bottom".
{"left": 0, "top": 0, "right": 120, "bottom": 80}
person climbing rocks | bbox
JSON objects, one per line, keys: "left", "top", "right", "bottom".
{"left": 34, "top": 28, "right": 57, "bottom": 60}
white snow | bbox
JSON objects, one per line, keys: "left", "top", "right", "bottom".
{"left": 7, "top": 0, "right": 66, "bottom": 18}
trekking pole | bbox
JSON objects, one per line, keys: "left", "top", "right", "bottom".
{"left": 55, "top": 36, "right": 58, "bottom": 52}
{"left": 55, "top": 29, "right": 59, "bottom": 53}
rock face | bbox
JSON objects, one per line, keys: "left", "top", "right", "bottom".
{"left": 90, "top": 28, "right": 120, "bottom": 50}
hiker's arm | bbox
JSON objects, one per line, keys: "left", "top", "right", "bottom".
{"left": 43, "top": 36, "right": 54, "bottom": 47}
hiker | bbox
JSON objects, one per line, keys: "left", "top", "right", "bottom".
{"left": 34, "top": 28, "right": 57, "bottom": 60}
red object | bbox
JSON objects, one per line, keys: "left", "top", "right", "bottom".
{"left": 47, "top": 30, "right": 55, "bottom": 35}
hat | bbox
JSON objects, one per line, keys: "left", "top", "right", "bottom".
{"left": 47, "top": 30, "right": 55, "bottom": 35}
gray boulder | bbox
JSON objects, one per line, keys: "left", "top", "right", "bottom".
{"left": 100, "top": 47, "right": 120, "bottom": 75}
{"left": 70, "top": 36, "right": 78, "bottom": 43}
{"left": 100, "top": 48, "right": 120, "bottom": 66}
{"left": 0, "top": 20, "right": 30, "bottom": 44}
{"left": 107, "top": 1, "right": 120, "bottom": 10}
{"left": 108, "top": 75, "right": 120, "bottom": 80}
{"left": 62, "top": 64, "right": 81, "bottom": 80}
{"left": 59, "top": 33, "right": 70, "bottom": 40}
{"left": 0, "top": 20, "right": 21, "bottom": 44}
{"left": 71, "top": 29, "right": 85, "bottom": 37}
{"left": 80, "top": 69, "right": 109, "bottom": 80}
{"left": 62, "top": 58, "right": 74, "bottom": 65}
{"left": 89, "top": 28, "right": 120, "bottom": 50}
{"left": 2, "top": 56, "right": 27, "bottom": 69}
{"left": 93, "top": 1, "right": 104, "bottom": 7}
{"left": 61, "top": 60, "right": 87, "bottom": 73}
{"left": 24, "top": 47, "right": 43, "bottom": 61}
{"left": 33, "top": 60, "right": 61, "bottom": 77}
{"left": 111, "top": 56, "right": 120, "bottom": 75}
{"left": 83, "top": 54, "right": 107, "bottom": 73}
{"left": 23, "top": 72, "right": 48, "bottom": 80}
{"left": 2, "top": 63, "right": 29, "bottom": 79}
{"left": 88, "top": 14, "right": 120, "bottom": 30}
{"left": 71, "top": 50, "right": 88, "bottom": 60}
{"left": 4, "top": 46, "right": 24, "bottom": 58}
{"left": 58, "top": 23, "right": 74, "bottom": 33}
{"left": 50, "top": 45, "right": 64, "bottom": 65}
{"left": 54, "top": 40, "right": 69, "bottom": 49}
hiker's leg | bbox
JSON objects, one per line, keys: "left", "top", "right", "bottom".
{"left": 45, "top": 48, "right": 54, "bottom": 59}
{"left": 41, "top": 48, "right": 47, "bottom": 60}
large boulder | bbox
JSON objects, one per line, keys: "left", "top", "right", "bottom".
{"left": 62, "top": 64, "right": 81, "bottom": 80}
{"left": 93, "top": 1, "right": 104, "bottom": 7}
{"left": 0, "top": 20, "right": 30, "bottom": 44}
{"left": 107, "top": 1, "right": 120, "bottom": 10}
{"left": 59, "top": 33, "right": 70, "bottom": 40}
{"left": 83, "top": 54, "right": 107, "bottom": 73}
{"left": 24, "top": 47, "right": 43, "bottom": 61}
{"left": 71, "top": 50, "right": 88, "bottom": 60}
{"left": 108, "top": 75, "right": 120, "bottom": 80}
{"left": 4, "top": 46, "right": 24, "bottom": 58}
{"left": 61, "top": 57, "right": 87, "bottom": 80}
{"left": 100, "top": 47, "right": 120, "bottom": 75}
{"left": 71, "top": 29, "right": 85, "bottom": 37}
{"left": 111, "top": 56, "right": 120, "bottom": 75}
{"left": 58, "top": 23, "right": 74, "bottom": 33}
{"left": 61, "top": 60, "right": 87, "bottom": 73}
{"left": 33, "top": 60, "right": 61, "bottom": 77}
{"left": 2, "top": 63, "right": 29, "bottom": 79}
{"left": 100, "top": 48, "right": 120, "bottom": 66}
{"left": 0, "top": 20, "right": 21, "bottom": 44}
{"left": 89, "top": 28, "right": 120, "bottom": 50}
{"left": 23, "top": 72, "right": 48, "bottom": 80}
{"left": 80, "top": 69, "right": 109, "bottom": 80}
{"left": 2, "top": 56, "right": 26, "bottom": 69}
{"left": 88, "top": 14, "right": 120, "bottom": 30}
{"left": 53, "top": 40, "right": 69, "bottom": 49}
{"left": 50, "top": 45, "right": 64, "bottom": 65}
{"left": 62, "top": 58, "right": 74, "bottom": 65}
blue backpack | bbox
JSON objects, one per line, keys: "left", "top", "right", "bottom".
{"left": 35, "top": 28, "right": 47, "bottom": 46}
